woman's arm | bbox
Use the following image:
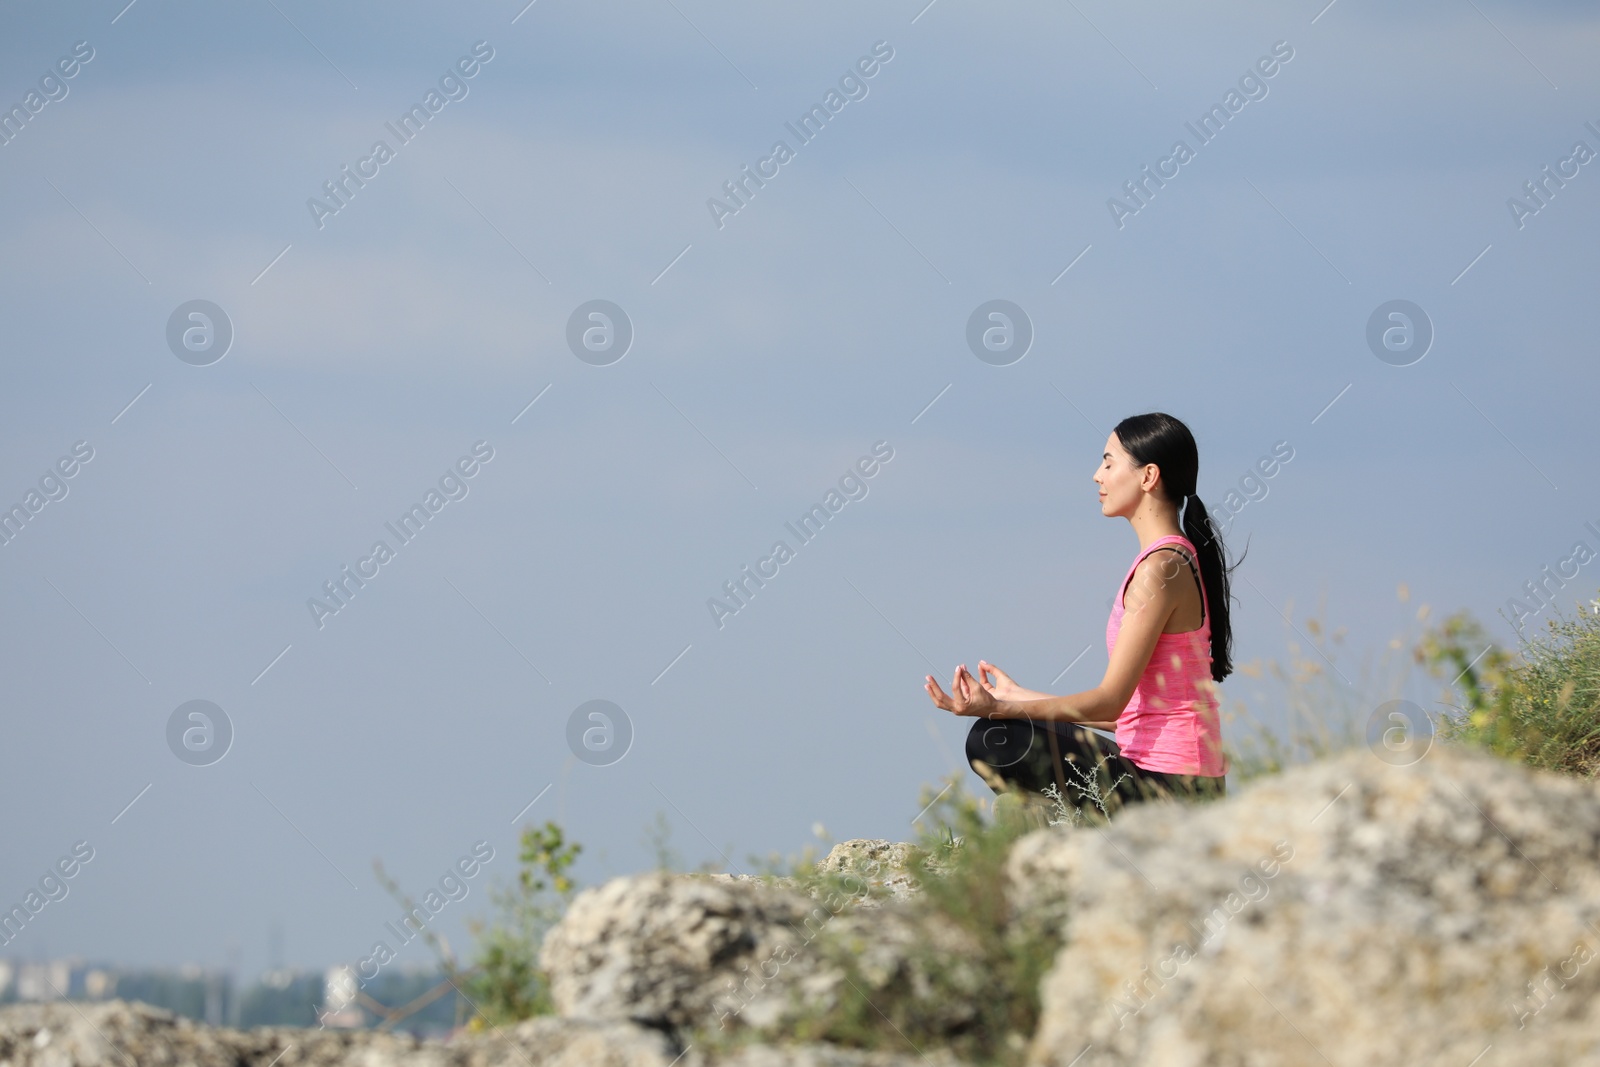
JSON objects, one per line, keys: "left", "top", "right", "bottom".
{"left": 1016, "top": 692, "right": 1120, "bottom": 730}
{"left": 929, "top": 663, "right": 1128, "bottom": 724}
{"left": 975, "top": 664, "right": 1118, "bottom": 730}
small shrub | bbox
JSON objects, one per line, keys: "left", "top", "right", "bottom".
{"left": 461, "top": 821, "right": 581, "bottom": 1027}
{"left": 1423, "top": 604, "right": 1600, "bottom": 776}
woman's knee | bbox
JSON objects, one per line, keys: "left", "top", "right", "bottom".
{"left": 965, "top": 717, "right": 1034, "bottom": 768}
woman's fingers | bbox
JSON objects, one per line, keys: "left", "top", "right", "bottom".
{"left": 966, "top": 667, "right": 993, "bottom": 710}
{"left": 960, "top": 665, "right": 985, "bottom": 709}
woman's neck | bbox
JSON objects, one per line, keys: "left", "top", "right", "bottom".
{"left": 1129, "top": 498, "right": 1184, "bottom": 550}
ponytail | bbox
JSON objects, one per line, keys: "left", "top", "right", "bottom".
{"left": 1182, "top": 492, "right": 1239, "bottom": 682}
{"left": 1112, "top": 414, "right": 1246, "bottom": 683}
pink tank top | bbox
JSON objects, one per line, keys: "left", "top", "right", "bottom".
{"left": 1105, "top": 534, "right": 1227, "bottom": 776}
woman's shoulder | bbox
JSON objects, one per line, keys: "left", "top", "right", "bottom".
{"left": 1126, "top": 535, "right": 1204, "bottom": 610}
{"left": 1135, "top": 533, "right": 1198, "bottom": 563}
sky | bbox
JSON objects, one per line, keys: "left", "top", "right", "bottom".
{"left": 1, "top": 0, "right": 1598, "bottom": 982}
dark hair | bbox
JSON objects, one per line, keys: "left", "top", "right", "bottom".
{"left": 1112, "top": 412, "right": 1243, "bottom": 683}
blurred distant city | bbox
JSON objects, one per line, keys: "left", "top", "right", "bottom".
{"left": 0, "top": 958, "right": 463, "bottom": 1035}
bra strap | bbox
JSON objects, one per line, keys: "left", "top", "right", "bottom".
{"left": 1125, "top": 540, "right": 1206, "bottom": 623}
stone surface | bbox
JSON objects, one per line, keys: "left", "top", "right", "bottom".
{"left": 34, "top": 747, "right": 1600, "bottom": 1067}
{"left": 707, "top": 1045, "right": 967, "bottom": 1067}
{"left": 705, "top": 839, "right": 931, "bottom": 909}
{"left": 458, "top": 1015, "right": 677, "bottom": 1067}
{"left": 1019, "top": 745, "right": 1600, "bottom": 1067}
{"left": 540, "top": 871, "right": 823, "bottom": 1032}
{"left": 0, "top": 1000, "right": 974, "bottom": 1067}
{"left": 816, "top": 840, "right": 925, "bottom": 905}
{"left": 0, "top": 1000, "right": 676, "bottom": 1067}
{"left": 539, "top": 869, "right": 981, "bottom": 1040}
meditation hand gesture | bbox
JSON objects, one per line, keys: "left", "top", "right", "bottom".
{"left": 924, "top": 664, "right": 1002, "bottom": 717}
{"left": 976, "top": 660, "right": 1024, "bottom": 701}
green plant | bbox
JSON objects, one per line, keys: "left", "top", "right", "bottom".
{"left": 1422, "top": 604, "right": 1600, "bottom": 776}
{"left": 461, "top": 821, "right": 581, "bottom": 1028}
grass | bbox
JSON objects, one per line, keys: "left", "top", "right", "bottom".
{"left": 1425, "top": 603, "right": 1600, "bottom": 776}
{"left": 1220, "top": 584, "right": 1441, "bottom": 781}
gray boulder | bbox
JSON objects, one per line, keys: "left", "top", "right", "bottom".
{"left": 815, "top": 840, "right": 926, "bottom": 906}
{"left": 709, "top": 1047, "right": 967, "bottom": 1067}
{"left": 703, "top": 839, "right": 932, "bottom": 908}
{"left": 539, "top": 869, "right": 982, "bottom": 1040}
{"left": 539, "top": 871, "right": 826, "bottom": 1033}
{"left": 1018, "top": 745, "right": 1600, "bottom": 1066}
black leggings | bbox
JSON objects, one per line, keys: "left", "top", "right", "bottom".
{"left": 965, "top": 717, "right": 1225, "bottom": 821}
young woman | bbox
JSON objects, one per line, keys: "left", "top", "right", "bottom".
{"left": 924, "top": 412, "right": 1240, "bottom": 820}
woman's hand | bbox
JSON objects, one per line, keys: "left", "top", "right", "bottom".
{"left": 925, "top": 664, "right": 1001, "bottom": 718}
{"left": 976, "top": 660, "right": 1025, "bottom": 701}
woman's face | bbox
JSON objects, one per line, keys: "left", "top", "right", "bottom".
{"left": 1094, "top": 432, "right": 1150, "bottom": 517}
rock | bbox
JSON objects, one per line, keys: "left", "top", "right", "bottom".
{"left": 707, "top": 1045, "right": 969, "bottom": 1066}
{"left": 539, "top": 870, "right": 983, "bottom": 1040}
{"left": 0, "top": 1000, "right": 974, "bottom": 1067}
{"left": 1019, "top": 745, "right": 1600, "bottom": 1067}
{"left": 816, "top": 840, "right": 925, "bottom": 905}
{"left": 0, "top": 1000, "right": 676, "bottom": 1067}
{"left": 1005, "top": 823, "right": 1079, "bottom": 933}
{"left": 817, "top": 840, "right": 918, "bottom": 873}
{"left": 0, "top": 999, "right": 975, "bottom": 1067}
{"left": 65, "top": 742, "right": 1600, "bottom": 1067}
{"left": 702, "top": 872, "right": 804, "bottom": 894}
{"left": 456, "top": 1015, "right": 678, "bottom": 1067}
{"left": 703, "top": 840, "right": 930, "bottom": 908}
{"left": 540, "top": 871, "right": 824, "bottom": 1033}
